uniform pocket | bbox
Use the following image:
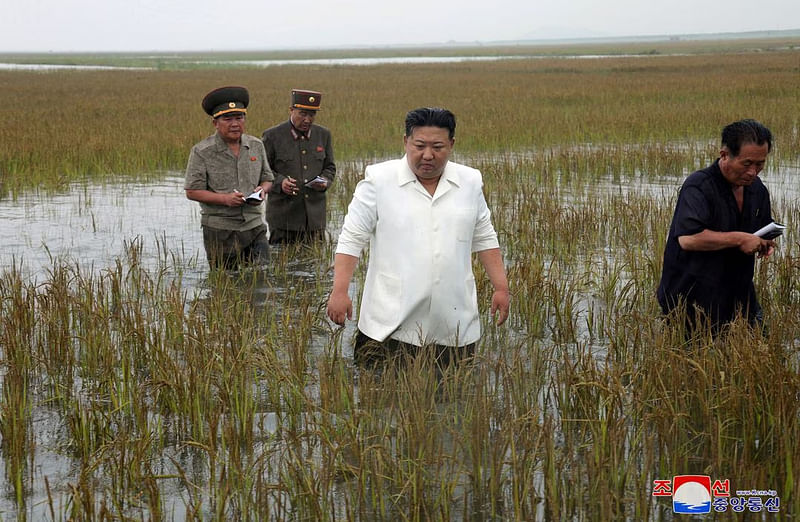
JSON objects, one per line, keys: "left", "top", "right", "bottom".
{"left": 206, "top": 168, "right": 235, "bottom": 193}
{"left": 274, "top": 154, "right": 296, "bottom": 172}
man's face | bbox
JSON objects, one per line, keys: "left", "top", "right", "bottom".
{"left": 289, "top": 108, "right": 316, "bottom": 133}
{"left": 719, "top": 142, "right": 769, "bottom": 187}
{"left": 213, "top": 113, "right": 246, "bottom": 143}
{"left": 404, "top": 126, "right": 454, "bottom": 180}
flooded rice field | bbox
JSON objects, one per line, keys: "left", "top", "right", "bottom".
{"left": 2, "top": 46, "right": 798, "bottom": 518}
{"left": 0, "top": 162, "right": 798, "bottom": 520}
{"left": 0, "top": 53, "right": 696, "bottom": 72}
{"left": 3, "top": 164, "right": 795, "bottom": 283}
{"left": 1, "top": 177, "right": 203, "bottom": 280}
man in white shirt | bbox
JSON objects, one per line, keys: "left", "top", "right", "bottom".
{"left": 327, "top": 107, "right": 510, "bottom": 364}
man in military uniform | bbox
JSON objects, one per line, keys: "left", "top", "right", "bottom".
{"left": 262, "top": 89, "right": 336, "bottom": 244}
{"left": 185, "top": 85, "right": 274, "bottom": 269}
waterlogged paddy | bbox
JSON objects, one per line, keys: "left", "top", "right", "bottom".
{"left": 2, "top": 163, "right": 797, "bottom": 360}
{"left": 1, "top": 165, "right": 797, "bottom": 351}
{"left": 0, "top": 174, "right": 344, "bottom": 330}
{"left": 0, "top": 56, "right": 528, "bottom": 71}
{"left": 0, "top": 63, "right": 152, "bottom": 71}
{"left": 0, "top": 163, "right": 798, "bottom": 519}
{"left": 0, "top": 52, "right": 695, "bottom": 71}
{"left": 2, "top": 166, "right": 796, "bottom": 282}
{"left": 0, "top": 176, "right": 205, "bottom": 285}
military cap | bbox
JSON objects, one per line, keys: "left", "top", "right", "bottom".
{"left": 202, "top": 86, "right": 249, "bottom": 118}
{"left": 291, "top": 89, "right": 322, "bottom": 111}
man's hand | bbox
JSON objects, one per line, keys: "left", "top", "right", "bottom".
{"left": 758, "top": 246, "right": 775, "bottom": 258}
{"left": 477, "top": 248, "right": 510, "bottom": 327}
{"left": 281, "top": 177, "right": 299, "bottom": 196}
{"left": 224, "top": 190, "right": 245, "bottom": 207}
{"left": 307, "top": 178, "right": 328, "bottom": 192}
{"left": 679, "top": 230, "right": 776, "bottom": 257}
{"left": 245, "top": 187, "right": 264, "bottom": 206}
{"left": 327, "top": 290, "right": 353, "bottom": 325}
{"left": 739, "top": 235, "right": 775, "bottom": 257}
{"left": 328, "top": 253, "right": 359, "bottom": 326}
{"left": 491, "top": 289, "right": 510, "bottom": 326}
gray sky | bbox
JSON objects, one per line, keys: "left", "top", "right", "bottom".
{"left": 2, "top": 0, "right": 799, "bottom": 52}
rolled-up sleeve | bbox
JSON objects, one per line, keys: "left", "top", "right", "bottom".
{"left": 472, "top": 188, "right": 500, "bottom": 252}
{"left": 674, "top": 185, "right": 712, "bottom": 237}
{"left": 336, "top": 171, "right": 378, "bottom": 257}
{"left": 184, "top": 146, "right": 208, "bottom": 190}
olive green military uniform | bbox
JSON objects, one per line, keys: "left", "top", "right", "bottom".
{"left": 262, "top": 120, "right": 336, "bottom": 240}
{"left": 185, "top": 85, "right": 275, "bottom": 269}
{"left": 185, "top": 132, "right": 273, "bottom": 231}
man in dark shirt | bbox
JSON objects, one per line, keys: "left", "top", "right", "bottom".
{"left": 262, "top": 89, "right": 336, "bottom": 244}
{"left": 657, "top": 119, "right": 777, "bottom": 332}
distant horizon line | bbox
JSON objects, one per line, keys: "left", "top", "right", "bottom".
{"left": 2, "top": 27, "right": 798, "bottom": 54}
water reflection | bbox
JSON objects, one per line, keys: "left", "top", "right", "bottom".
{"left": 225, "top": 55, "right": 530, "bottom": 67}
{"left": 0, "top": 165, "right": 796, "bottom": 519}
{"left": 0, "top": 52, "right": 696, "bottom": 72}
{"left": 0, "top": 173, "right": 357, "bottom": 357}
{"left": 1, "top": 166, "right": 796, "bottom": 285}
{"left": 0, "top": 56, "right": 529, "bottom": 72}
{"left": 0, "top": 62, "right": 152, "bottom": 71}
{"left": 222, "top": 53, "right": 693, "bottom": 68}
{"left": 0, "top": 175, "right": 204, "bottom": 285}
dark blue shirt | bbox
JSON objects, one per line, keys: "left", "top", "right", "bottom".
{"left": 657, "top": 159, "right": 772, "bottom": 326}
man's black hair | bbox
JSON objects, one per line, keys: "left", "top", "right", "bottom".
{"left": 722, "top": 119, "right": 772, "bottom": 157}
{"left": 405, "top": 107, "right": 456, "bottom": 140}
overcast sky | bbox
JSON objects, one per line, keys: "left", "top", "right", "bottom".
{"left": 2, "top": 0, "right": 799, "bottom": 53}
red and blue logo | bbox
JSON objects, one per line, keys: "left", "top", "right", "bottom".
{"left": 654, "top": 476, "right": 779, "bottom": 514}
{"left": 671, "top": 475, "right": 712, "bottom": 513}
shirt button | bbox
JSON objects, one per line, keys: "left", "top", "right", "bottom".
{"left": 304, "top": 194, "right": 309, "bottom": 199}
{"left": 303, "top": 165, "right": 308, "bottom": 170}
{"left": 301, "top": 150, "right": 307, "bottom": 154}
